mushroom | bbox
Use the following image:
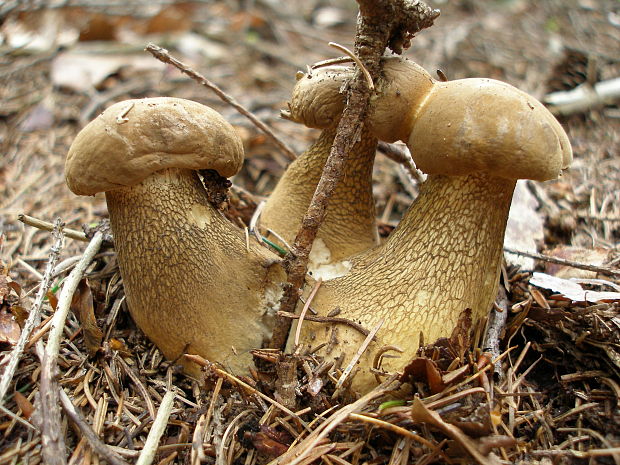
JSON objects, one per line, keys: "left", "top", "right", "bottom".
{"left": 289, "top": 57, "right": 572, "bottom": 390}
{"left": 65, "top": 97, "right": 284, "bottom": 376}
{"left": 260, "top": 66, "right": 379, "bottom": 270}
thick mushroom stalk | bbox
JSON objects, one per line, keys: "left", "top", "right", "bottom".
{"left": 65, "top": 98, "right": 284, "bottom": 376}
{"left": 291, "top": 59, "right": 572, "bottom": 391}
{"left": 261, "top": 66, "right": 379, "bottom": 267}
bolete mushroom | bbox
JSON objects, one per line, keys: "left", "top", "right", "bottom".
{"left": 260, "top": 66, "right": 379, "bottom": 270}
{"left": 65, "top": 97, "right": 284, "bottom": 376}
{"left": 287, "top": 58, "right": 572, "bottom": 390}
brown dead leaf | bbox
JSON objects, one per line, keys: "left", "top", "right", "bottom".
{"left": 448, "top": 308, "right": 472, "bottom": 357}
{"left": 13, "top": 391, "right": 34, "bottom": 420}
{"left": 410, "top": 398, "right": 502, "bottom": 465}
{"left": 401, "top": 358, "right": 445, "bottom": 394}
{"left": 46, "top": 291, "right": 58, "bottom": 311}
{"left": 530, "top": 288, "right": 550, "bottom": 309}
{"left": 71, "top": 279, "right": 102, "bottom": 356}
{"left": 108, "top": 338, "right": 132, "bottom": 356}
{"left": 244, "top": 425, "right": 292, "bottom": 458}
{"left": 7, "top": 280, "right": 22, "bottom": 298}
{"left": 145, "top": 5, "right": 195, "bottom": 34}
{"left": 0, "top": 311, "right": 20, "bottom": 347}
{"left": 230, "top": 10, "right": 267, "bottom": 31}
{"left": 9, "top": 305, "right": 29, "bottom": 327}
{"left": 78, "top": 13, "right": 119, "bottom": 41}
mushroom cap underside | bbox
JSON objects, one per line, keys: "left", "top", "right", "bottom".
{"left": 408, "top": 79, "right": 573, "bottom": 181}
{"left": 66, "top": 97, "right": 244, "bottom": 195}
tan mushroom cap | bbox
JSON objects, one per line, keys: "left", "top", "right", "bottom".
{"left": 66, "top": 97, "right": 244, "bottom": 195}
{"left": 368, "top": 57, "right": 435, "bottom": 143}
{"left": 408, "top": 79, "right": 573, "bottom": 181}
{"left": 285, "top": 65, "right": 351, "bottom": 129}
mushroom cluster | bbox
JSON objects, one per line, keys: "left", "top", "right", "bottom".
{"left": 65, "top": 58, "right": 571, "bottom": 393}
{"left": 282, "top": 57, "right": 571, "bottom": 389}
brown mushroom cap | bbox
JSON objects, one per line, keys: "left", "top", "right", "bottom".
{"left": 65, "top": 97, "right": 244, "bottom": 195}
{"left": 368, "top": 57, "right": 435, "bottom": 143}
{"left": 285, "top": 57, "right": 435, "bottom": 137}
{"left": 285, "top": 65, "right": 351, "bottom": 129}
{"left": 408, "top": 79, "right": 573, "bottom": 181}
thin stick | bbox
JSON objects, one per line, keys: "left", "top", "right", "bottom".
{"left": 328, "top": 42, "right": 374, "bottom": 90}
{"left": 34, "top": 231, "right": 104, "bottom": 465}
{"left": 59, "top": 389, "right": 129, "bottom": 465}
{"left": 192, "top": 377, "right": 223, "bottom": 464}
{"left": 503, "top": 246, "right": 620, "bottom": 278}
{"left": 294, "top": 278, "right": 322, "bottom": 346}
{"left": 333, "top": 319, "right": 384, "bottom": 394}
{"left": 483, "top": 286, "right": 509, "bottom": 379}
{"left": 135, "top": 390, "right": 176, "bottom": 465}
{"left": 42, "top": 231, "right": 103, "bottom": 359}
{"left": 145, "top": 43, "right": 297, "bottom": 162}
{"left": 269, "top": 0, "right": 438, "bottom": 350}
{"left": 276, "top": 311, "right": 371, "bottom": 337}
{"left": 18, "top": 214, "right": 87, "bottom": 242}
{"left": 0, "top": 220, "right": 64, "bottom": 408}
{"left": 348, "top": 413, "right": 435, "bottom": 449}
{"left": 377, "top": 142, "right": 426, "bottom": 184}
{"left": 0, "top": 403, "right": 36, "bottom": 431}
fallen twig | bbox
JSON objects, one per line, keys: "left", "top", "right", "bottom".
{"left": 333, "top": 319, "right": 384, "bottom": 395}
{"left": 136, "top": 390, "right": 176, "bottom": 465}
{"left": 483, "top": 286, "right": 509, "bottom": 380}
{"left": 145, "top": 43, "right": 297, "bottom": 162}
{"left": 276, "top": 311, "right": 371, "bottom": 337}
{"left": 18, "top": 214, "right": 87, "bottom": 242}
{"left": 503, "top": 246, "right": 620, "bottom": 278}
{"left": 544, "top": 77, "right": 620, "bottom": 116}
{"left": 378, "top": 141, "right": 426, "bottom": 184}
{"left": 0, "top": 220, "right": 64, "bottom": 408}
{"left": 33, "top": 231, "right": 104, "bottom": 465}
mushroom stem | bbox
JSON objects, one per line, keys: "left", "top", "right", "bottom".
{"left": 295, "top": 172, "right": 516, "bottom": 388}
{"left": 106, "top": 168, "right": 283, "bottom": 375}
{"left": 261, "top": 126, "right": 379, "bottom": 263}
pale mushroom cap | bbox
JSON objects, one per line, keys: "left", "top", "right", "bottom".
{"left": 286, "top": 65, "right": 352, "bottom": 129}
{"left": 408, "top": 79, "right": 573, "bottom": 181}
{"left": 66, "top": 97, "right": 244, "bottom": 195}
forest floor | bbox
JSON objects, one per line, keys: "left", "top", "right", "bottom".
{"left": 0, "top": 0, "right": 619, "bottom": 464}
